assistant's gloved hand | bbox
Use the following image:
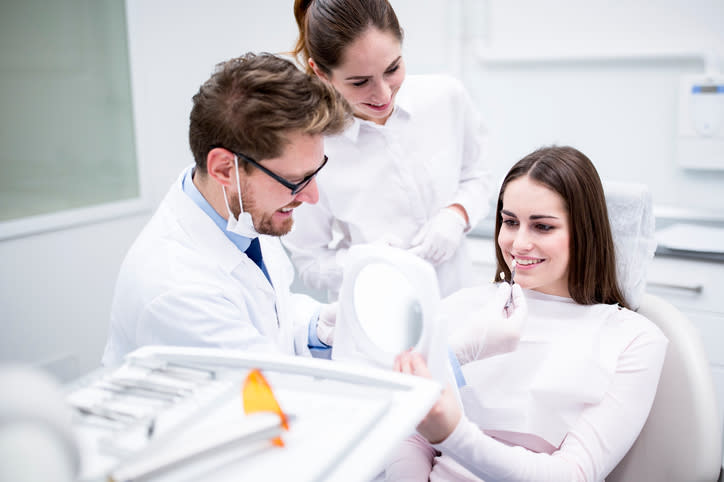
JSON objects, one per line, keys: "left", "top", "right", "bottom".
{"left": 449, "top": 283, "right": 527, "bottom": 365}
{"left": 408, "top": 208, "right": 467, "bottom": 265}
{"left": 317, "top": 302, "right": 338, "bottom": 346}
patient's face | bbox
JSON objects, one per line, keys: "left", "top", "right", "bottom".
{"left": 498, "top": 176, "right": 571, "bottom": 297}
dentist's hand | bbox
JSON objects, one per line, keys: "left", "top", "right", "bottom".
{"left": 408, "top": 207, "right": 467, "bottom": 265}
{"left": 317, "top": 302, "right": 338, "bottom": 346}
{"left": 449, "top": 283, "right": 527, "bottom": 365}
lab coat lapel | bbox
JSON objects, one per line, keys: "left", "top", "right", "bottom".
{"left": 258, "top": 236, "right": 292, "bottom": 328}
{"left": 168, "top": 175, "right": 276, "bottom": 297}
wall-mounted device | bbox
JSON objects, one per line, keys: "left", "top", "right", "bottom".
{"left": 677, "top": 75, "right": 724, "bottom": 170}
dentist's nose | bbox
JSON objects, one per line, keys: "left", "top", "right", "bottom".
{"left": 295, "top": 177, "right": 319, "bottom": 204}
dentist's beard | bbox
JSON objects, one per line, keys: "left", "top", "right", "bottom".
{"left": 229, "top": 191, "right": 295, "bottom": 237}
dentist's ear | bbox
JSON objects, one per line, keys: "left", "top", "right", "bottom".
{"left": 206, "top": 147, "right": 235, "bottom": 188}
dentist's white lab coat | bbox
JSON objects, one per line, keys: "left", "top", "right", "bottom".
{"left": 102, "top": 168, "right": 319, "bottom": 366}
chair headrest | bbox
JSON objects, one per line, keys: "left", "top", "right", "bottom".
{"left": 604, "top": 181, "right": 657, "bottom": 310}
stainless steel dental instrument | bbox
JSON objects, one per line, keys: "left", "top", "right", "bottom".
{"left": 503, "top": 259, "right": 516, "bottom": 316}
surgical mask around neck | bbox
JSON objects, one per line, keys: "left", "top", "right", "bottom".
{"left": 222, "top": 154, "right": 259, "bottom": 239}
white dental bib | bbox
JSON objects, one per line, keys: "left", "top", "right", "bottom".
{"left": 332, "top": 244, "right": 457, "bottom": 390}
{"left": 453, "top": 288, "right": 624, "bottom": 448}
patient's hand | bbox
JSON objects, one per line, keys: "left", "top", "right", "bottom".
{"left": 449, "top": 283, "right": 527, "bottom": 365}
{"left": 394, "top": 351, "right": 461, "bottom": 444}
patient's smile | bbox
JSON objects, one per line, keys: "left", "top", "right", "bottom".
{"left": 514, "top": 258, "right": 543, "bottom": 266}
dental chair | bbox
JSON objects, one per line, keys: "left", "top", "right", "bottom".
{"left": 608, "top": 293, "right": 723, "bottom": 482}
{"left": 604, "top": 181, "right": 723, "bottom": 482}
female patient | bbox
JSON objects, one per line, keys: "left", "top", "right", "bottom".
{"left": 389, "top": 145, "right": 668, "bottom": 481}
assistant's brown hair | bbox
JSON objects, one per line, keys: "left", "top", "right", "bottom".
{"left": 293, "top": 0, "right": 403, "bottom": 75}
{"left": 189, "top": 52, "right": 350, "bottom": 172}
{"left": 494, "top": 146, "right": 628, "bottom": 308}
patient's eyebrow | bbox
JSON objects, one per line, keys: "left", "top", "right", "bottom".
{"left": 529, "top": 214, "right": 559, "bottom": 220}
{"left": 502, "top": 209, "right": 559, "bottom": 220}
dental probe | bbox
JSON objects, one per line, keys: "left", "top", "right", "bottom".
{"left": 502, "top": 259, "right": 516, "bottom": 316}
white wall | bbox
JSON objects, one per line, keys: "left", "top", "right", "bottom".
{"left": 0, "top": 216, "right": 145, "bottom": 380}
{"left": 456, "top": 0, "right": 724, "bottom": 217}
{"left": 1, "top": 0, "right": 721, "bottom": 380}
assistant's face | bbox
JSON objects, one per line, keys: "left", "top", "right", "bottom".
{"left": 323, "top": 27, "right": 405, "bottom": 125}
{"left": 231, "top": 131, "right": 324, "bottom": 236}
{"left": 497, "top": 176, "right": 571, "bottom": 298}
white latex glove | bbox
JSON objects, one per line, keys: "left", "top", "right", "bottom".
{"left": 449, "top": 283, "right": 527, "bottom": 365}
{"left": 317, "top": 302, "right": 338, "bottom": 346}
{"left": 408, "top": 208, "right": 467, "bottom": 265}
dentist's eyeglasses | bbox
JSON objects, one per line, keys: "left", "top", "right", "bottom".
{"left": 216, "top": 146, "right": 328, "bottom": 195}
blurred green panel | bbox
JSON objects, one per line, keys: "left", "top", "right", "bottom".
{"left": 0, "top": 0, "right": 138, "bottom": 221}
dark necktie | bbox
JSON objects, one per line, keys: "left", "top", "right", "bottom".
{"left": 245, "top": 237, "right": 271, "bottom": 285}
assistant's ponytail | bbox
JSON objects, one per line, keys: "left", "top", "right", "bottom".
{"left": 292, "top": 0, "right": 315, "bottom": 73}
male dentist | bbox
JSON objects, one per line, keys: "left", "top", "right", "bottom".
{"left": 103, "top": 53, "right": 350, "bottom": 365}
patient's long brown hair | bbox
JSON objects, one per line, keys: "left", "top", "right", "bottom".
{"left": 494, "top": 146, "right": 628, "bottom": 308}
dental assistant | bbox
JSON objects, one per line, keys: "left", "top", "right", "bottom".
{"left": 282, "top": 0, "right": 494, "bottom": 300}
{"left": 102, "top": 53, "right": 350, "bottom": 366}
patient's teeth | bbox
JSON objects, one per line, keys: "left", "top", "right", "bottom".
{"left": 516, "top": 259, "right": 541, "bottom": 266}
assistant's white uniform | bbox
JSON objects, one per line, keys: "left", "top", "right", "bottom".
{"left": 102, "top": 167, "right": 319, "bottom": 366}
{"left": 282, "top": 74, "right": 493, "bottom": 300}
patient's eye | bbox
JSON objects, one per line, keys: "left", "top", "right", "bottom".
{"left": 502, "top": 218, "right": 518, "bottom": 227}
{"left": 535, "top": 223, "right": 554, "bottom": 232}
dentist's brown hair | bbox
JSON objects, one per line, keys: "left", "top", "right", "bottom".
{"left": 189, "top": 52, "right": 350, "bottom": 173}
